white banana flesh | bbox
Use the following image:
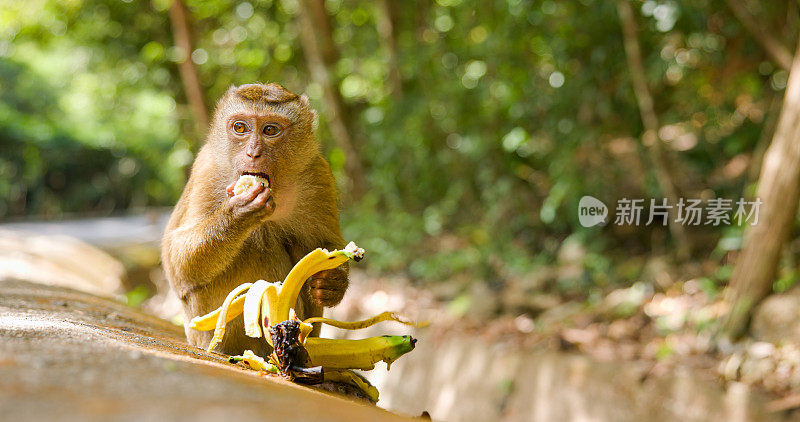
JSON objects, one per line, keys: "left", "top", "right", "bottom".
{"left": 233, "top": 174, "right": 269, "bottom": 196}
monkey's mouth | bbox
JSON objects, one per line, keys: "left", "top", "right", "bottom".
{"left": 241, "top": 171, "right": 271, "bottom": 187}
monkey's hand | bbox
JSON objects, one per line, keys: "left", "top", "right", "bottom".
{"left": 309, "top": 267, "right": 349, "bottom": 307}
{"left": 225, "top": 180, "right": 275, "bottom": 222}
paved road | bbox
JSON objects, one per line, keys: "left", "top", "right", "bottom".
{"left": 0, "top": 210, "right": 172, "bottom": 249}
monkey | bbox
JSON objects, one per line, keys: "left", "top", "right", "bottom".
{"left": 161, "top": 83, "right": 349, "bottom": 357}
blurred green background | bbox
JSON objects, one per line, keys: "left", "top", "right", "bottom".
{"left": 0, "top": 0, "right": 793, "bottom": 298}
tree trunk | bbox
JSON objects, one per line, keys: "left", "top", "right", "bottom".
{"left": 725, "top": 0, "right": 793, "bottom": 72}
{"left": 297, "top": 0, "right": 366, "bottom": 200}
{"left": 747, "top": 93, "right": 782, "bottom": 185}
{"left": 168, "top": 0, "right": 209, "bottom": 145}
{"left": 375, "top": 0, "right": 403, "bottom": 99}
{"left": 720, "top": 34, "right": 800, "bottom": 340}
{"left": 616, "top": 0, "right": 691, "bottom": 260}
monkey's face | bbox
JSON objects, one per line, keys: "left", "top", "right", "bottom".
{"left": 211, "top": 83, "right": 319, "bottom": 214}
{"left": 225, "top": 111, "right": 291, "bottom": 188}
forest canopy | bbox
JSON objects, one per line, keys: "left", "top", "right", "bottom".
{"left": 0, "top": 0, "right": 793, "bottom": 294}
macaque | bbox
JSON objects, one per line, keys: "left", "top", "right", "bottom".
{"left": 161, "top": 83, "right": 348, "bottom": 356}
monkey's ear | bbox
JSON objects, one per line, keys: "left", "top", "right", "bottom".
{"left": 300, "top": 94, "right": 319, "bottom": 130}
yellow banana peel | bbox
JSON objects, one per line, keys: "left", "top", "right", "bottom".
{"left": 190, "top": 242, "right": 365, "bottom": 336}
{"left": 188, "top": 294, "right": 245, "bottom": 331}
{"left": 303, "top": 311, "right": 419, "bottom": 330}
{"left": 229, "top": 350, "right": 277, "bottom": 373}
{"left": 289, "top": 308, "right": 314, "bottom": 344}
{"left": 274, "top": 242, "right": 364, "bottom": 323}
{"left": 243, "top": 280, "right": 270, "bottom": 338}
{"left": 188, "top": 242, "right": 417, "bottom": 401}
{"left": 261, "top": 283, "right": 279, "bottom": 346}
{"left": 206, "top": 282, "right": 253, "bottom": 352}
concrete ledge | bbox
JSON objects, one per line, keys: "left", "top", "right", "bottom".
{"left": 0, "top": 279, "right": 412, "bottom": 422}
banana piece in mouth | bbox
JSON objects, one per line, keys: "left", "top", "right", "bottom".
{"left": 233, "top": 174, "right": 269, "bottom": 196}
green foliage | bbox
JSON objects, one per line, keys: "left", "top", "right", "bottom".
{"left": 1, "top": 0, "right": 795, "bottom": 291}
{"left": 774, "top": 269, "right": 799, "bottom": 293}
{"left": 697, "top": 277, "right": 719, "bottom": 299}
{"left": 124, "top": 284, "right": 151, "bottom": 308}
{"left": 0, "top": 0, "right": 185, "bottom": 216}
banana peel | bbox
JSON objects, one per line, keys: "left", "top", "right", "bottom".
{"left": 274, "top": 241, "right": 365, "bottom": 323}
{"left": 206, "top": 282, "right": 253, "bottom": 352}
{"left": 188, "top": 242, "right": 418, "bottom": 401}
{"left": 190, "top": 243, "right": 366, "bottom": 338}
{"left": 189, "top": 294, "right": 245, "bottom": 331}
{"left": 229, "top": 350, "right": 278, "bottom": 373}
{"left": 303, "top": 311, "right": 419, "bottom": 330}
{"left": 243, "top": 280, "right": 270, "bottom": 338}
{"left": 261, "top": 283, "right": 280, "bottom": 346}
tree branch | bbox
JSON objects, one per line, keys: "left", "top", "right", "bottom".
{"left": 725, "top": 0, "right": 793, "bottom": 72}
{"left": 297, "top": 0, "right": 367, "bottom": 200}
{"left": 168, "top": 0, "right": 209, "bottom": 144}
{"left": 617, "top": 0, "right": 691, "bottom": 260}
{"left": 375, "top": 0, "right": 403, "bottom": 100}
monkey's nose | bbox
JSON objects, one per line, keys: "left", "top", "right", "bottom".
{"left": 245, "top": 139, "right": 263, "bottom": 158}
{"left": 245, "top": 145, "right": 262, "bottom": 158}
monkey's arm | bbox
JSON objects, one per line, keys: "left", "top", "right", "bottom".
{"left": 163, "top": 207, "right": 242, "bottom": 290}
{"left": 162, "top": 162, "right": 273, "bottom": 299}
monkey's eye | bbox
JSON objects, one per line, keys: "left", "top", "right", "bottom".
{"left": 263, "top": 124, "right": 282, "bottom": 137}
{"left": 232, "top": 121, "right": 248, "bottom": 134}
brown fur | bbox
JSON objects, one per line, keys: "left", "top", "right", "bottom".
{"left": 235, "top": 83, "right": 298, "bottom": 103}
{"left": 161, "top": 83, "right": 347, "bottom": 356}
